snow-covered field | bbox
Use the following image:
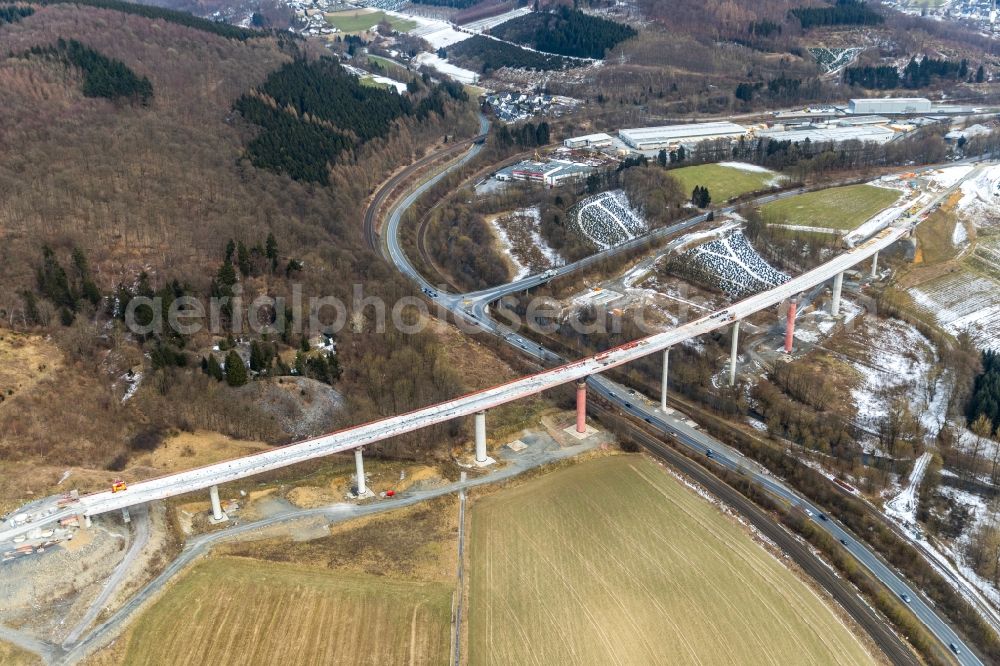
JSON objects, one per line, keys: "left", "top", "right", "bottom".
{"left": 413, "top": 52, "right": 479, "bottom": 84}
{"left": 460, "top": 6, "right": 531, "bottom": 32}
{"left": 674, "top": 229, "right": 790, "bottom": 298}
{"left": 847, "top": 318, "right": 944, "bottom": 439}
{"left": 926, "top": 164, "right": 975, "bottom": 189}
{"left": 910, "top": 273, "right": 1000, "bottom": 352}
{"left": 958, "top": 164, "right": 1000, "bottom": 226}
{"left": 395, "top": 12, "right": 472, "bottom": 49}
{"left": 571, "top": 190, "right": 647, "bottom": 249}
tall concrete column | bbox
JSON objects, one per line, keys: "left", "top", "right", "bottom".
{"left": 84, "top": 515, "right": 92, "bottom": 529}
{"left": 209, "top": 484, "right": 224, "bottom": 521}
{"left": 785, "top": 300, "right": 798, "bottom": 354}
{"left": 576, "top": 379, "right": 587, "bottom": 433}
{"left": 831, "top": 271, "right": 844, "bottom": 317}
{"left": 728, "top": 321, "right": 740, "bottom": 386}
{"left": 474, "top": 410, "right": 487, "bottom": 463}
{"left": 354, "top": 448, "right": 367, "bottom": 496}
{"left": 660, "top": 348, "right": 670, "bottom": 411}
{"left": 871, "top": 251, "right": 879, "bottom": 278}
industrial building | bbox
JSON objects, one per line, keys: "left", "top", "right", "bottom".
{"left": 758, "top": 125, "right": 896, "bottom": 145}
{"left": 848, "top": 97, "right": 932, "bottom": 115}
{"left": 618, "top": 121, "right": 747, "bottom": 151}
{"left": 563, "top": 132, "right": 614, "bottom": 149}
{"left": 495, "top": 159, "right": 594, "bottom": 186}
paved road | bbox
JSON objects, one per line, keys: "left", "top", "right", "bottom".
{"left": 375, "top": 143, "right": 986, "bottom": 663}
{"left": 62, "top": 505, "right": 150, "bottom": 647}
{"left": 603, "top": 405, "right": 915, "bottom": 665}
{"left": 57, "top": 436, "right": 598, "bottom": 664}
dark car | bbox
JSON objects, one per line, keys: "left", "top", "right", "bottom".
{"left": 949, "top": 643, "right": 961, "bottom": 655}
{"left": 839, "top": 538, "right": 848, "bottom": 546}
{"left": 818, "top": 513, "right": 828, "bottom": 521}
{"left": 899, "top": 592, "right": 911, "bottom": 603}
{"left": 706, "top": 449, "right": 714, "bottom": 458}
{"left": 643, "top": 417, "right": 652, "bottom": 424}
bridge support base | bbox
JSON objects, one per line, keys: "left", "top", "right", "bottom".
{"left": 830, "top": 271, "right": 843, "bottom": 317}
{"left": 728, "top": 321, "right": 740, "bottom": 386}
{"left": 474, "top": 411, "right": 495, "bottom": 467}
{"left": 208, "top": 484, "right": 228, "bottom": 524}
{"left": 121, "top": 507, "right": 131, "bottom": 524}
{"left": 576, "top": 379, "right": 587, "bottom": 433}
{"left": 784, "top": 300, "right": 797, "bottom": 354}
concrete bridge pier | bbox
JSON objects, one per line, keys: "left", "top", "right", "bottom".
{"left": 728, "top": 321, "right": 740, "bottom": 386}
{"left": 83, "top": 515, "right": 92, "bottom": 529}
{"left": 784, "top": 300, "right": 798, "bottom": 354}
{"left": 871, "top": 251, "right": 879, "bottom": 278}
{"left": 209, "top": 484, "right": 227, "bottom": 523}
{"left": 475, "top": 410, "right": 487, "bottom": 463}
{"left": 576, "top": 379, "right": 587, "bottom": 433}
{"left": 660, "top": 348, "right": 670, "bottom": 411}
{"left": 354, "top": 448, "right": 368, "bottom": 496}
{"left": 121, "top": 507, "right": 130, "bottom": 524}
{"left": 830, "top": 271, "right": 844, "bottom": 317}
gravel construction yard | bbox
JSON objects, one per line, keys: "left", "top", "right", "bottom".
{"left": 760, "top": 184, "right": 901, "bottom": 231}
{"left": 467, "top": 455, "right": 876, "bottom": 665}
{"left": 669, "top": 162, "right": 783, "bottom": 202}
{"left": 119, "top": 557, "right": 452, "bottom": 666}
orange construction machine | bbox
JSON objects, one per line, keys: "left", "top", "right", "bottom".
{"left": 111, "top": 479, "right": 127, "bottom": 493}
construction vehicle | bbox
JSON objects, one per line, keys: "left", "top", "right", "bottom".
{"left": 111, "top": 479, "right": 127, "bottom": 493}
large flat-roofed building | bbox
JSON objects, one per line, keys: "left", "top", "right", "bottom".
{"left": 563, "top": 132, "right": 614, "bottom": 149}
{"left": 618, "top": 121, "right": 746, "bottom": 151}
{"left": 848, "top": 97, "right": 932, "bottom": 115}
{"left": 759, "top": 125, "right": 896, "bottom": 145}
{"left": 495, "top": 159, "right": 594, "bottom": 186}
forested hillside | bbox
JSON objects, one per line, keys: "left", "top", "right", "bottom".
{"left": 449, "top": 35, "right": 579, "bottom": 73}
{"left": 0, "top": 2, "right": 482, "bottom": 477}
{"left": 235, "top": 58, "right": 466, "bottom": 183}
{"left": 489, "top": 7, "right": 636, "bottom": 59}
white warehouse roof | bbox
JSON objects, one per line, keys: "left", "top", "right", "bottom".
{"left": 759, "top": 125, "right": 896, "bottom": 145}
{"left": 618, "top": 121, "right": 746, "bottom": 149}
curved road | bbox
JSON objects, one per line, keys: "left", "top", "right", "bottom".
{"left": 375, "top": 134, "right": 988, "bottom": 664}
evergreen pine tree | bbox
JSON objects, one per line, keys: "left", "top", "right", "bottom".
{"left": 265, "top": 233, "right": 279, "bottom": 272}
{"left": 207, "top": 354, "right": 224, "bottom": 381}
{"left": 224, "top": 350, "right": 247, "bottom": 387}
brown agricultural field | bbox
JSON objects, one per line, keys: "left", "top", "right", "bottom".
{"left": 467, "top": 455, "right": 876, "bottom": 665}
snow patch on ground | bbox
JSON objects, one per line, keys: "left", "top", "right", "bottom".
{"left": 490, "top": 217, "right": 530, "bottom": 281}
{"left": 926, "top": 164, "right": 975, "bottom": 189}
{"left": 955, "top": 164, "right": 1000, "bottom": 232}
{"left": 848, "top": 319, "right": 942, "bottom": 439}
{"left": 413, "top": 52, "right": 478, "bottom": 84}
{"left": 885, "top": 452, "right": 932, "bottom": 524}
{"left": 952, "top": 220, "right": 969, "bottom": 246}
{"left": 717, "top": 161, "right": 786, "bottom": 187}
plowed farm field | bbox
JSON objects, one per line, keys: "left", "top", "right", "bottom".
{"left": 120, "top": 557, "right": 452, "bottom": 666}
{"left": 467, "top": 455, "right": 875, "bottom": 665}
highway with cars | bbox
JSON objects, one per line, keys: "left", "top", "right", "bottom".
{"left": 2, "top": 123, "right": 990, "bottom": 663}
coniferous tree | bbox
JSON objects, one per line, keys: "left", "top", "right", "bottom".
{"left": 224, "top": 350, "right": 248, "bottom": 387}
